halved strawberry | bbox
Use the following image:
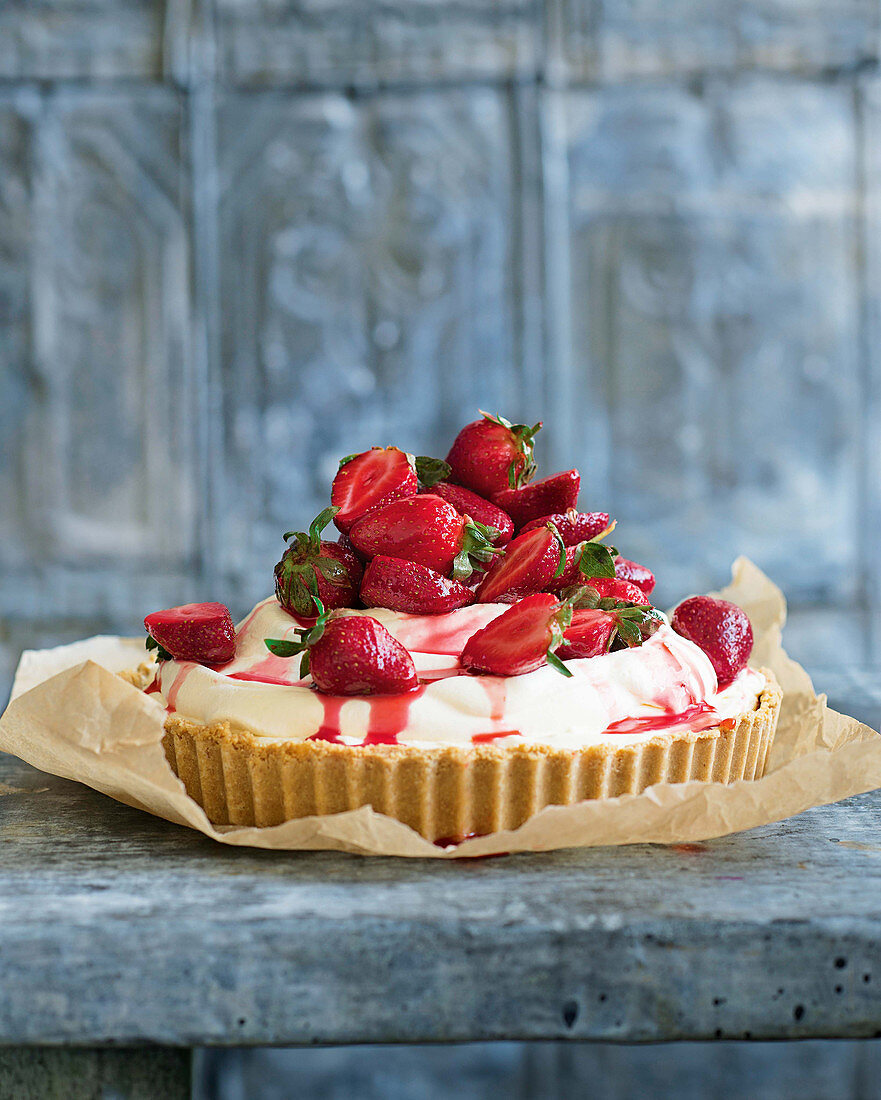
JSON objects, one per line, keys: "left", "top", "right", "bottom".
{"left": 331, "top": 447, "right": 417, "bottom": 534}
{"left": 461, "top": 593, "right": 572, "bottom": 677}
{"left": 671, "top": 596, "right": 753, "bottom": 686}
{"left": 145, "top": 602, "right": 236, "bottom": 665}
{"left": 476, "top": 524, "right": 565, "bottom": 603}
{"left": 446, "top": 412, "right": 541, "bottom": 498}
{"left": 275, "top": 507, "right": 363, "bottom": 616}
{"left": 361, "top": 555, "right": 476, "bottom": 614}
{"left": 493, "top": 469, "right": 580, "bottom": 529}
{"left": 349, "top": 495, "right": 502, "bottom": 581}
{"left": 614, "top": 555, "right": 656, "bottom": 596}
{"left": 423, "top": 482, "right": 514, "bottom": 545}
{"left": 265, "top": 602, "right": 417, "bottom": 695}
{"left": 520, "top": 509, "right": 610, "bottom": 546}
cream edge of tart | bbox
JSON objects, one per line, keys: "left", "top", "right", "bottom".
{"left": 152, "top": 597, "right": 767, "bottom": 751}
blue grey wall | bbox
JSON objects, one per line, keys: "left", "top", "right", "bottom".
{"left": 2, "top": 0, "right": 880, "bottom": 704}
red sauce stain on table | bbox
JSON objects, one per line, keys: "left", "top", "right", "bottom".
{"left": 671, "top": 843, "right": 709, "bottom": 854}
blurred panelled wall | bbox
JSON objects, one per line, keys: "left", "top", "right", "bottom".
{"left": 1, "top": 0, "right": 880, "bottom": 702}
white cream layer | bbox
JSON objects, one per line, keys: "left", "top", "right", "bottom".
{"left": 155, "top": 597, "right": 766, "bottom": 750}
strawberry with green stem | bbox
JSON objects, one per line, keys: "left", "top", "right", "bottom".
{"left": 446, "top": 412, "right": 542, "bottom": 498}
{"left": 274, "top": 506, "right": 363, "bottom": 617}
{"left": 349, "top": 494, "right": 502, "bottom": 582}
{"left": 265, "top": 599, "right": 418, "bottom": 695}
{"left": 145, "top": 602, "right": 237, "bottom": 665}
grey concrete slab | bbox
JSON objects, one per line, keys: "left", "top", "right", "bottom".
{"left": 3, "top": 745, "right": 881, "bottom": 1047}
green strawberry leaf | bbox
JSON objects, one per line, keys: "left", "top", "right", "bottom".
{"left": 546, "top": 650, "right": 573, "bottom": 678}
{"left": 576, "top": 541, "right": 617, "bottom": 580}
{"left": 415, "top": 455, "right": 451, "bottom": 489}
{"left": 145, "top": 635, "right": 173, "bottom": 663}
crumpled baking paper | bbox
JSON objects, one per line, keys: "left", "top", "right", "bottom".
{"left": 1, "top": 558, "right": 878, "bottom": 857}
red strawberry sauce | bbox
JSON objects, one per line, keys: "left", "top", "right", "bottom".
{"left": 310, "top": 687, "right": 426, "bottom": 746}
{"left": 603, "top": 700, "right": 718, "bottom": 737}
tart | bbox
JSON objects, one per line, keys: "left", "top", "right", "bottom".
{"left": 138, "top": 412, "right": 782, "bottom": 842}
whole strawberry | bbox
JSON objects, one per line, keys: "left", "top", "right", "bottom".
{"left": 446, "top": 412, "right": 541, "bottom": 498}
{"left": 423, "top": 482, "right": 514, "bottom": 545}
{"left": 266, "top": 603, "right": 418, "bottom": 695}
{"left": 555, "top": 609, "right": 618, "bottom": 660}
{"left": 331, "top": 446, "right": 418, "bottom": 534}
{"left": 461, "top": 593, "right": 573, "bottom": 677}
{"left": 476, "top": 524, "right": 566, "bottom": 603}
{"left": 493, "top": 469, "right": 580, "bottom": 529}
{"left": 520, "top": 509, "right": 611, "bottom": 546}
{"left": 671, "top": 597, "right": 753, "bottom": 686}
{"left": 614, "top": 555, "right": 656, "bottom": 596}
{"left": 583, "top": 576, "right": 649, "bottom": 606}
{"left": 361, "top": 555, "right": 476, "bottom": 614}
{"left": 275, "top": 507, "right": 363, "bottom": 617}
{"left": 349, "top": 495, "right": 501, "bottom": 581}
{"left": 145, "top": 602, "right": 236, "bottom": 665}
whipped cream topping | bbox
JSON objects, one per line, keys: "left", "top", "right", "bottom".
{"left": 154, "top": 597, "right": 766, "bottom": 751}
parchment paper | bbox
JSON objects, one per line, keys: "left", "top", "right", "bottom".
{"left": 2, "top": 558, "right": 879, "bottom": 858}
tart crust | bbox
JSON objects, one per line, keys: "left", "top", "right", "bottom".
{"left": 160, "top": 671, "right": 782, "bottom": 841}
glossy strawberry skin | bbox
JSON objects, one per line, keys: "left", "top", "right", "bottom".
{"left": 309, "top": 615, "right": 418, "bottom": 695}
{"left": 671, "top": 597, "right": 753, "bottom": 686}
{"left": 349, "top": 495, "right": 466, "bottom": 576}
{"left": 361, "top": 556, "right": 476, "bottom": 614}
{"left": 331, "top": 447, "right": 417, "bottom": 534}
{"left": 476, "top": 526, "right": 563, "bottom": 604}
{"left": 556, "top": 609, "right": 617, "bottom": 660}
{"left": 145, "top": 602, "right": 236, "bottom": 665}
{"left": 493, "top": 470, "right": 581, "bottom": 529}
{"left": 445, "top": 416, "right": 540, "bottom": 498}
{"left": 461, "top": 593, "right": 566, "bottom": 676}
{"left": 584, "top": 577, "right": 650, "bottom": 606}
{"left": 614, "top": 555, "right": 656, "bottom": 596}
{"left": 520, "top": 509, "right": 609, "bottom": 546}
{"left": 423, "top": 482, "right": 514, "bottom": 545}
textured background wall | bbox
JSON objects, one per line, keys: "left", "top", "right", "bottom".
{"left": 1, "top": 0, "right": 880, "bottom": 704}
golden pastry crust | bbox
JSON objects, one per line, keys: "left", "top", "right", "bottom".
{"left": 160, "top": 670, "right": 782, "bottom": 841}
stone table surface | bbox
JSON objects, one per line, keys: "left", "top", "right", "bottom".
{"left": 3, "top": 746, "right": 881, "bottom": 1050}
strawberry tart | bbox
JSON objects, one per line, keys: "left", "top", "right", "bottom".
{"left": 138, "top": 413, "right": 782, "bottom": 842}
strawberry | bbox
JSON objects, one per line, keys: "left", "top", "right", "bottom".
{"left": 493, "top": 469, "right": 580, "bottom": 529}
{"left": 460, "top": 593, "right": 573, "bottom": 677}
{"left": 555, "top": 609, "right": 618, "bottom": 660}
{"left": 583, "top": 576, "right": 650, "bottom": 606}
{"left": 476, "top": 524, "right": 565, "bottom": 603}
{"left": 266, "top": 602, "right": 418, "bottom": 695}
{"left": 556, "top": 589, "right": 663, "bottom": 657}
{"left": 349, "top": 495, "right": 502, "bottom": 581}
{"left": 671, "top": 596, "right": 753, "bottom": 686}
{"left": 274, "top": 507, "right": 363, "bottom": 617}
{"left": 361, "top": 556, "right": 476, "bottom": 614}
{"left": 520, "top": 509, "right": 611, "bottom": 546}
{"left": 331, "top": 447, "right": 417, "bottom": 534}
{"left": 445, "top": 412, "right": 542, "bottom": 498}
{"left": 614, "top": 555, "right": 656, "bottom": 596}
{"left": 422, "top": 482, "right": 514, "bottom": 545}
{"left": 145, "top": 602, "right": 236, "bottom": 665}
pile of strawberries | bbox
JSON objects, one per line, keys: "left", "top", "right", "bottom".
{"left": 144, "top": 412, "right": 754, "bottom": 696}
